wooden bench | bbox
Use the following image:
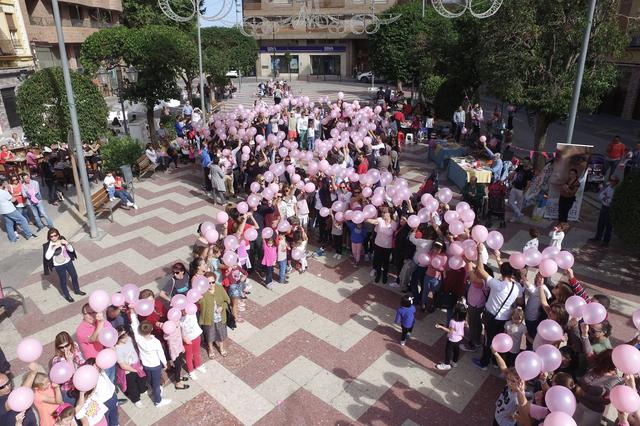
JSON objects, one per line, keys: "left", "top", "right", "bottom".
{"left": 91, "top": 187, "right": 121, "bottom": 222}
{"left": 211, "top": 100, "right": 221, "bottom": 113}
{"left": 135, "top": 154, "right": 155, "bottom": 181}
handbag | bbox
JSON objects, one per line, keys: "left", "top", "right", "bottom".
{"left": 226, "top": 306, "right": 237, "bottom": 330}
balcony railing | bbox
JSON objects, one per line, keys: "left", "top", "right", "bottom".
{"left": 29, "top": 16, "right": 116, "bottom": 29}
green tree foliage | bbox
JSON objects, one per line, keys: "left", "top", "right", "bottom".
{"left": 121, "top": 0, "right": 204, "bottom": 31}
{"left": 369, "top": 1, "right": 455, "bottom": 88}
{"left": 101, "top": 135, "right": 144, "bottom": 171}
{"left": 433, "top": 78, "right": 466, "bottom": 120}
{"left": 16, "top": 68, "right": 107, "bottom": 147}
{"left": 201, "top": 27, "right": 259, "bottom": 85}
{"left": 478, "top": 0, "right": 627, "bottom": 168}
{"left": 611, "top": 171, "right": 640, "bottom": 251}
{"left": 81, "top": 26, "right": 184, "bottom": 142}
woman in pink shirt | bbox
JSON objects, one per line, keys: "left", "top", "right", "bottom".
{"left": 366, "top": 207, "right": 398, "bottom": 285}
{"left": 22, "top": 363, "right": 63, "bottom": 426}
{"left": 422, "top": 241, "right": 447, "bottom": 312}
{"left": 50, "top": 331, "right": 85, "bottom": 405}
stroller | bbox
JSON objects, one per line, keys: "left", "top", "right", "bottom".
{"left": 586, "top": 154, "right": 605, "bottom": 192}
{"left": 485, "top": 180, "right": 507, "bottom": 228}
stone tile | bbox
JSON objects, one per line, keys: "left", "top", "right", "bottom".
{"left": 280, "top": 356, "right": 324, "bottom": 387}
{"left": 255, "top": 370, "right": 301, "bottom": 405}
{"left": 304, "top": 369, "right": 347, "bottom": 403}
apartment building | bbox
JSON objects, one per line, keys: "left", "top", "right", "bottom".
{"left": 243, "top": 0, "right": 399, "bottom": 78}
{"left": 0, "top": 0, "right": 33, "bottom": 132}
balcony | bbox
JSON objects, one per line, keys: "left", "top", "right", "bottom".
{"left": 28, "top": 16, "right": 116, "bottom": 44}
{"left": 30, "top": 16, "right": 115, "bottom": 29}
{"left": 58, "top": 0, "right": 122, "bottom": 12}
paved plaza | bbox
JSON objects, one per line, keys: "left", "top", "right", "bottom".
{"left": 1, "top": 82, "right": 639, "bottom": 425}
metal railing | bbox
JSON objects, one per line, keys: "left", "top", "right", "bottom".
{"left": 29, "top": 15, "right": 115, "bottom": 29}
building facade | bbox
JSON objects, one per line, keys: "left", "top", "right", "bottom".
{"left": 0, "top": 0, "right": 34, "bottom": 133}
{"left": 242, "top": 0, "right": 398, "bottom": 78}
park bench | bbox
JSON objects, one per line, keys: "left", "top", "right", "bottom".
{"left": 135, "top": 154, "right": 155, "bottom": 180}
{"left": 91, "top": 187, "right": 121, "bottom": 222}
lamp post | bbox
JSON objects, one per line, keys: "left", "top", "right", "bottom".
{"left": 158, "top": 0, "right": 234, "bottom": 120}
{"left": 51, "top": 0, "right": 97, "bottom": 238}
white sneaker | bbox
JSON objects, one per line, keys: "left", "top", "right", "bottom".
{"left": 369, "top": 269, "right": 376, "bottom": 277}
{"left": 400, "top": 340, "right": 406, "bottom": 346}
{"left": 126, "top": 201, "right": 133, "bottom": 207}
{"left": 196, "top": 365, "right": 207, "bottom": 373}
{"left": 436, "top": 363, "right": 451, "bottom": 371}
{"left": 189, "top": 371, "right": 198, "bottom": 380}
{"left": 155, "top": 399, "right": 172, "bottom": 408}
{"left": 109, "top": 197, "right": 116, "bottom": 201}
{"left": 451, "top": 361, "right": 457, "bottom": 367}
{"left": 132, "top": 204, "right": 139, "bottom": 210}
{"left": 389, "top": 282, "right": 400, "bottom": 288}
{"left": 134, "top": 401, "right": 144, "bottom": 408}
{"left": 336, "top": 254, "right": 342, "bottom": 260}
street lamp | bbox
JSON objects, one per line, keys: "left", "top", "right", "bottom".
{"left": 158, "top": 0, "right": 234, "bottom": 120}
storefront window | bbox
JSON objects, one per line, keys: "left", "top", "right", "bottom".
{"left": 271, "top": 55, "right": 299, "bottom": 74}
{"left": 311, "top": 55, "right": 341, "bottom": 75}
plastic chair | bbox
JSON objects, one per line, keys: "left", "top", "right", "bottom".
{"left": 405, "top": 133, "right": 414, "bottom": 145}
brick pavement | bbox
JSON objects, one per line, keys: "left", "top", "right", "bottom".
{"left": 1, "top": 147, "right": 639, "bottom": 425}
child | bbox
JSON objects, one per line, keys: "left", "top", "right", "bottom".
{"left": 103, "top": 171, "right": 116, "bottom": 200}
{"left": 435, "top": 302, "right": 466, "bottom": 370}
{"left": 394, "top": 295, "right": 416, "bottom": 346}
{"left": 491, "top": 350, "right": 527, "bottom": 426}
{"left": 223, "top": 267, "right": 248, "bottom": 322}
{"left": 262, "top": 236, "right": 277, "bottom": 289}
{"left": 346, "top": 219, "right": 368, "bottom": 265}
{"left": 549, "top": 223, "right": 568, "bottom": 250}
{"left": 523, "top": 228, "right": 539, "bottom": 251}
{"left": 292, "top": 226, "right": 308, "bottom": 273}
{"left": 504, "top": 307, "right": 526, "bottom": 366}
{"left": 277, "top": 231, "right": 289, "bottom": 283}
{"left": 296, "top": 190, "right": 310, "bottom": 230}
{"left": 27, "top": 369, "right": 63, "bottom": 426}
{"left": 422, "top": 241, "right": 447, "bottom": 312}
{"left": 180, "top": 308, "right": 205, "bottom": 379}
{"left": 330, "top": 212, "right": 344, "bottom": 260}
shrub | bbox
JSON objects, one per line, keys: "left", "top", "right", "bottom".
{"left": 610, "top": 170, "right": 640, "bottom": 251}
{"left": 101, "top": 135, "right": 143, "bottom": 171}
{"left": 433, "top": 78, "right": 466, "bottom": 121}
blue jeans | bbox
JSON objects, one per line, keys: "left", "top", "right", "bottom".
{"left": 105, "top": 365, "right": 116, "bottom": 383}
{"left": 278, "top": 259, "right": 287, "bottom": 282}
{"left": 410, "top": 266, "right": 426, "bottom": 304}
{"left": 3, "top": 209, "right": 34, "bottom": 241}
{"left": 104, "top": 393, "right": 119, "bottom": 426}
{"left": 54, "top": 262, "right": 80, "bottom": 299}
{"left": 114, "top": 189, "right": 133, "bottom": 204}
{"left": 307, "top": 136, "right": 315, "bottom": 152}
{"left": 107, "top": 186, "right": 115, "bottom": 199}
{"left": 421, "top": 276, "right": 441, "bottom": 308}
{"left": 26, "top": 202, "right": 54, "bottom": 229}
{"left": 265, "top": 265, "right": 273, "bottom": 285}
{"left": 143, "top": 365, "right": 163, "bottom": 404}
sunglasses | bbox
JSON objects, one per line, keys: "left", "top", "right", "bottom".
{"left": 0, "top": 381, "right": 11, "bottom": 390}
{"left": 50, "top": 234, "right": 59, "bottom": 237}
{"left": 173, "top": 270, "right": 185, "bottom": 275}
{"left": 57, "top": 343, "right": 70, "bottom": 350}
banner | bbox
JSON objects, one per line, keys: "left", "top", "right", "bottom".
{"left": 542, "top": 143, "right": 592, "bottom": 222}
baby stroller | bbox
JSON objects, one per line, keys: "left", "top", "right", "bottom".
{"left": 586, "top": 154, "right": 605, "bottom": 192}
{"left": 485, "top": 180, "right": 507, "bottom": 228}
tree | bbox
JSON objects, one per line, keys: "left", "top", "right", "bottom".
{"left": 611, "top": 170, "right": 640, "bottom": 251}
{"left": 16, "top": 67, "right": 108, "bottom": 147}
{"left": 101, "top": 135, "right": 144, "bottom": 171}
{"left": 478, "top": 0, "right": 627, "bottom": 169}
{"left": 121, "top": 0, "right": 204, "bottom": 31}
{"left": 201, "top": 27, "right": 259, "bottom": 85}
{"left": 368, "top": 1, "right": 455, "bottom": 89}
{"left": 81, "top": 26, "right": 184, "bottom": 143}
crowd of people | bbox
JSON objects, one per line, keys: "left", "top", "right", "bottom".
{"left": 1, "top": 87, "right": 639, "bottom": 426}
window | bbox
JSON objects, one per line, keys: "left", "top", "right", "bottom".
{"left": 311, "top": 55, "right": 341, "bottom": 75}
{"left": 271, "top": 55, "right": 299, "bottom": 74}
{"left": 69, "top": 5, "right": 81, "bottom": 20}
{"left": 5, "top": 13, "right": 16, "bottom": 31}
{"left": 34, "top": 46, "right": 60, "bottom": 69}
{"left": 5, "top": 13, "right": 20, "bottom": 49}
{"left": 1, "top": 88, "right": 21, "bottom": 128}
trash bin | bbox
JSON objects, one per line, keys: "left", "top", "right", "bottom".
{"left": 120, "top": 165, "right": 133, "bottom": 185}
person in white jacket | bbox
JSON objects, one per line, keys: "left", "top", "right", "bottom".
{"left": 130, "top": 313, "right": 172, "bottom": 407}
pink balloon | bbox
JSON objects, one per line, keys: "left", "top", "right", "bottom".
{"left": 216, "top": 211, "right": 229, "bottom": 224}
{"left": 262, "top": 227, "right": 274, "bottom": 239}
{"left": 537, "top": 319, "right": 564, "bottom": 342}
{"left": 244, "top": 227, "right": 258, "bottom": 241}
{"left": 192, "top": 275, "right": 208, "bottom": 292}
{"left": 98, "top": 328, "right": 118, "bottom": 348}
{"left": 447, "top": 241, "right": 464, "bottom": 257}
{"left": 121, "top": 284, "right": 140, "bottom": 304}
{"left": 352, "top": 211, "right": 365, "bottom": 224}
{"left": 541, "top": 246, "right": 560, "bottom": 259}
{"left": 96, "top": 348, "right": 117, "bottom": 369}
{"left": 205, "top": 229, "right": 219, "bottom": 244}
{"left": 514, "top": 351, "right": 542, "bottom": 380}
{"left": 554, "top": 251, "right": 575, "bottom": 270}
{"left": 634, "top": 309, "right": 640, "bottom": 330}
{"left": 416, "top": 251, "right": 431, "bottom": 267}
{"left": 464, "top": 246, "right": 478, "bottom": 261}
{"left": 455, "top": 201, "right": 471, "bottom": 212}
{"left": 430, "top": 256, "right": 445, "bottom": 270}
{"left": 50, "top": 361, "right": 74, "bottom": 384}
{"left": 89, "top": 289, "right": 110, "bottom": 313}
{"left": 222, "top": 251, "right": 238, "bottom": 266}
{"left": 486, "top": 231, "right": 504, "bottom": 250}
{"left": 449, "top": 220, "right": 465, "bottom": 236}
{"left": 491, "top": 333, "right": 513, "bottom": 353}
{"left": 186, "top": 289, "right": 202, "bottom": 304}
{"left": 224, "top": 235, "right": 239, "bottom": 251}
{"left": 543, "top": 411, "right": 576, "bottom": 426}
{"left": 460, "top": 209, "right": 475, "bottom": 223}
{"left": 436, "top": 188, "right": 453, "bottom": 204}
{"left": 545, "top": 385, "right": 576, "bottom": 415}
{"left": 448, "top": 256, "right": 465, "bottom": 270}
{"left": 539, "top": 258, "right": 558, "bottom": 277}
{"left": 237, "top": 202, "right": 249, "bottom": 214}
{"left": 305, "top": 182, "right": 316, "bottom": 193}
{"left": 407, "top": 215, "right": 420, "bottom": 228}
{"left": 16, "top": 337, "right": 43, "bottom": 363}
{"left": 167, "top": 307, "right": 182, "bottom": 322}
{"left": 171, "top": 294, "right": 188, "bottom": 310}
{"left": 610, "top": 385, "right": 640, "bottom": 414}
{"left": 611, "top": 344, "right": 640, "bottom": 374}
{"left": 278, "top": 220, "right": 291, "bottom": 233}
{"left": 582, "top": 302, "right": 607, "bottom": 325}
{"left": 319, "top": 207, "right": 330, "bottom": 217}
{"left": 536, "top": 344, "right": 563, "bottom": 373}
{"left": 471, "top": 225, "right": 488, "bottom": 243}
{"left": 73, "top": 365, "right": 99, "bottom": 392}
{"left": 200, "top": 221, "right": 215, "bottom": 234}
{"left": 509, "top": 252, "right": 526, "bottom": 269}
{"left": 111, "top": 293, "right": 125, "bottom": 307}
{"left": 444, "top": 210, "right": 459, "bottom": 224}
{"left": 134, "top": 299, "right": 154, "bottom": 316}
{"left": 250, "top": 182, "right": 261, "bottom": 193}
{"left": 292, "top": 247, "right": 304, "bottom": 260}
{"left": 524, "top": 248, "right": 543, "bottom": 267}
{"left": 564, "top": 295, "right": 586, "bottom": 318}
{"left": 185, "top": 303, "right": 198, "bottom": 315}
{"left": 7, "top": 387, "right": 34, "bottom": 412}
{"left": 162, "top": 321, "right": 177, "bottom": 335}
{"left": 363, "top": 204, "right": 378, "bottom": 219}
{"left": 247, "top": 194, "right": 261, "bottom": 208}
{"left": 362, "top": 187, "right": 373, "bottom": 198}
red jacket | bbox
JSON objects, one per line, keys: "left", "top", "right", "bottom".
{"left": 606, "top": 142, "right": 625, "bottom": 160}
{"left": 139, "top": 298, "right": 168, "bottom": 338}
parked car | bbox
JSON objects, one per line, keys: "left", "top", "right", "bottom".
{"left": 226, "top": 70, "right": 239, "bottom": 78}
{"left": 357, "top": 71, "right": 377, "bottom": 83}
